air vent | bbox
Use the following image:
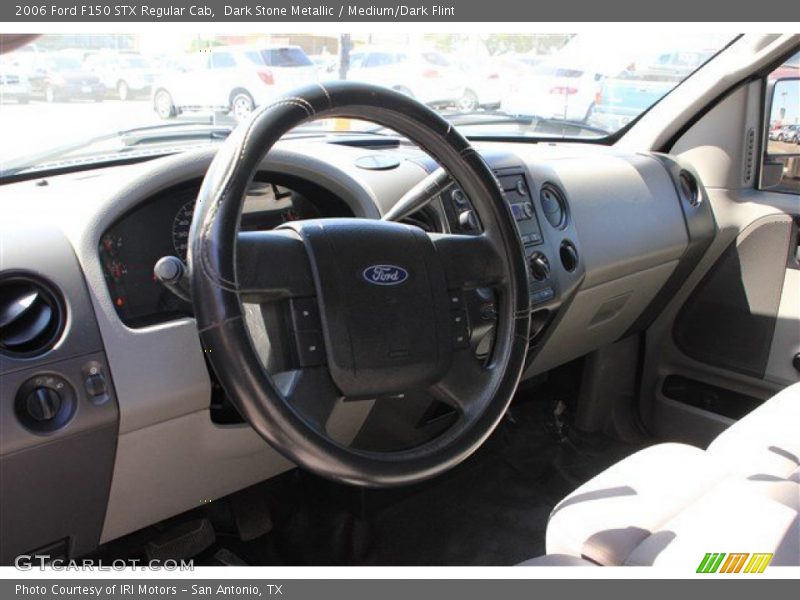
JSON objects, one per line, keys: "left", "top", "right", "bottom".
{"left": 678, "top": 170, "right": 701, "bottom": 207}
{"left": 540, "top": 183, "right": 568, "bottom": 229}
{"left": 0, "top": 275, "right": 65, "bottom": 357}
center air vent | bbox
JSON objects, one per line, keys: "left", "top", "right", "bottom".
{"left": 540, "top": 183, "right": 568, "bottom": 229}
{"left": 0, "top": 275, "right": 65, "bottom": 357}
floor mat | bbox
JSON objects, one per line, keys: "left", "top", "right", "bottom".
{"left": 237, "top": 393, "right": 644, "bottom": 566}
{"left": 93, "top": 388, "right": 644, "bottom": 567}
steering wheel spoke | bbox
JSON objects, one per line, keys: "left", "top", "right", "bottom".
{"left": 236, "top": 230, "right": 315, "bottom": 302}
{"left": 430, "top": 232, "right": 505, "bottom": 290}
{"left": 274, "top": 366, "right": 342, "bottom": 432}
{"left": 429, "top": 350, "right": 495, "bottom": 418}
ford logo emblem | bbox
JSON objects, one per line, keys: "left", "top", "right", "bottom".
{"left": 362, "top": 265, "right": 409, "bottom": 286}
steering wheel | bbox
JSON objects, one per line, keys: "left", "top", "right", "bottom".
{"left": 189, "top": 82, "right": 530, "bottom": 487}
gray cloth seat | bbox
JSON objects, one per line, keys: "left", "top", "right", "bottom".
{"left": 524, "top": 381, "right": 800, "bottom": 567}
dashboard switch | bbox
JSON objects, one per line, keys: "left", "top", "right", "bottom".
{"left": 530, "top": 287, "right": 555, "bottom": 304}
{"left": 523, "top": 202, "right": 534, "bottom": 218}
{"left": 451, "top": 310, "right": 470, "bottom": 349}
{"left": 447, "top": 290, "right": 464, "bottom": 309}
{"left": 295, "top": 330, "right": 325, "bottom": 367}
{"left": 451, "top": 188, "right": 468, "bottom": 207}
{"left": 85, "top": 372, "right": 108, "bottom": 398}
{"left": 291, "top": 297, "right": 322, "bottom": 331}
{"left": 528, "top": 252, "right": 551, "bottom": 281}
{"left": 14, "top": 374, "right": 76, "bottom": 431}
{"left": 458, "top": 209, "right": 479, "bottom": 231}
{"left": 25, "top": 387, "right": 62, "bottom": 422}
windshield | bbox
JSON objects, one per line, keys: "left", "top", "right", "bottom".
{"left": 0, "top": 32, "right": 735, "bottom": 177}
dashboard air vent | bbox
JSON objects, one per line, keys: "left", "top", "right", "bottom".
{"left": 678, "top": 170, "right": 701, "bottom": 207}
{"left": 540, "top": 183, "right": 568, "bottom": 229}
{"left": 0, "top": 275, "right": 65, "bottom": 357}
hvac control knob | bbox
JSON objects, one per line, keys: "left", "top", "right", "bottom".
{"left": 24, "top": 387, "right": 63, "bottom": 422}
{"left": 528, "top": 252, "right": 550, "bottom": 281}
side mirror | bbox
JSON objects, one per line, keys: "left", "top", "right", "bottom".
{"left": 761, "top": 77, "right": 800, "bottom": 191}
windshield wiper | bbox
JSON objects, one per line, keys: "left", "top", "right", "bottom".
{"left": 0, "top": 122, "right": 236, "bottom": 178}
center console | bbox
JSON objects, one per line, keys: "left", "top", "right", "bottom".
{"left": 442, "top": 163, "right": 582, "bottom": 315}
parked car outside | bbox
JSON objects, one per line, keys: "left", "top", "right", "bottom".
{"left": 501, "top": 60, "right": 601, "bottom": 122}
{"left": 0, "top": 56, "right": 31, "bottom": 104}
{"left": 446, "top": 54, "right": 502, "bottom": 112}
{"left": 309, "top": 53, "right": 338, "bottom": 76}
{"left": 346, "top": 46, "right": 464, "bottom": 107}
{"left": 635, "top": 49, "right": 715, "bottom": 80}
{"left": 85, "top": 52, "right": 159, "bottom": 100}
{"left": 774, "top": 123, "right": 800, "bottom": 143}
{"left": 152, "top": 45, "right": 318, "bottom": 121}
{"left": 28, "top": 53, "right": 105, "bottom": 102}
{"left": 590, "top": 72, "right": 677, "bottom": 131}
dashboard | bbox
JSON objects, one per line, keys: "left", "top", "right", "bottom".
{"left": 0, "top": 136, "right": 714, "bottom": 563}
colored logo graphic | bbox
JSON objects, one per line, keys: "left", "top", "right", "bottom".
{"left": 362, "top": 265, "right": 409, "bottom": 286}
{"left": 696, "top": 552, "right": 773, "bottom": 573}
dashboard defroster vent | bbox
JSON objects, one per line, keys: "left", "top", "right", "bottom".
{"left": 0, "top": 275, "right": 65, "bottom": 357}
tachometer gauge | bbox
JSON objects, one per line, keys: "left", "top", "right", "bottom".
{"left": 171, "top": 200, "right": 195, "bottom": 261}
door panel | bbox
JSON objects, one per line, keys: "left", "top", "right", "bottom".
{"left": 637, "top": 69, "right": 800, "bottom": 447}
{"left": 640, "top": 187, "right": 799, "bottom": 447}
{"left": 673, "top": 214, "right": 792, "bottom": 379}
{"left": 766, "top": 263, "right": 800, "bottom": 386}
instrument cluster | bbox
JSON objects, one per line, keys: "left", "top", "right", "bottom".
{"left": 99, "top": 178, "right": 327, "bottom": 327}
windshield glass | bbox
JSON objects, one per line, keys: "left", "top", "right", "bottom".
{"left": 0, "top": 32, "right": 735, "bottom": 176}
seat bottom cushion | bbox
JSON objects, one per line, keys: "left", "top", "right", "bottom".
{"left": 546, "top": 443, "right": 726, "bottom": 565}
{"left": 626, "top": 477, "right": 800, "bottom": 567}
{"left": 707, "top": 383, "right": 800, "bottom": 480}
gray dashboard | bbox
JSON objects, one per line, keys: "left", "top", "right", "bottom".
{"left": 0, "top": 137, "right": 714, "bottom": 561}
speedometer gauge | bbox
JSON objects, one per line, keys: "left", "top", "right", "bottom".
{"left": 171, "top": 200, "right": 194, "bottom": 261}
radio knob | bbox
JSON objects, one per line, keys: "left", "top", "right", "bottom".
{"left": 528, "top": 253, "right": 550, "bottom": 281}
{"left": 523, "top": 202, "right": 534, "bottom": 218}
{"left": 458, "top": 209, "right": 479, "bottom": 231}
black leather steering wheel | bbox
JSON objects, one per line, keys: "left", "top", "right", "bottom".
{"left": 189, "top": 82, "right": 530, "bottom": 487}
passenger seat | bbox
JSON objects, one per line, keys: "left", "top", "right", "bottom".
{"left": 528, "top": 382, "right": 800, "bottom": 566}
